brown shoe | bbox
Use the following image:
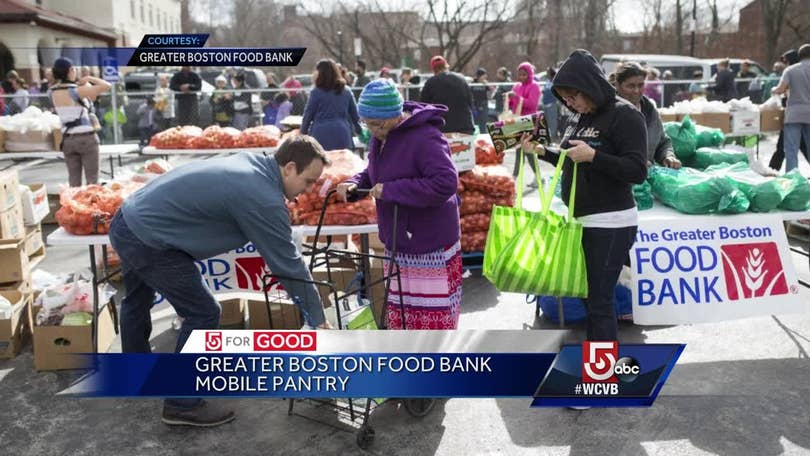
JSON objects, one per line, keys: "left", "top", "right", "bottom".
{"left": 161, "top": 400, "right": 235, "bottom": 427}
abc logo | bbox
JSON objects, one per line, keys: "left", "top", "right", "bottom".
{"left": 614, "top": 356, "right": 640, "bottom": 383}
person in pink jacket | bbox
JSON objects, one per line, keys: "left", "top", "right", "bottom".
{"left": 508, "top": 62, "right": 541, "bottom": 180}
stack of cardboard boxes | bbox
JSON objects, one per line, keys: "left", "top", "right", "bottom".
{"left": 0, "top": 170, "right": 48, "bottom": 359}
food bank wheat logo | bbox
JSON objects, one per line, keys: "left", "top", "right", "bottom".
{"left": 234, "top": 257, "right": 282, "bottom": 292}
{"left": 720, "top": 242, "right": 788, "bottom": 300}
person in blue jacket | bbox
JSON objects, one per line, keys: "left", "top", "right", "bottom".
{"left": 301, "top": 59, "right": 361, "bottom": 150}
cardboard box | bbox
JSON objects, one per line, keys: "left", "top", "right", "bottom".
{"left": 20, "top": 184, "right": 49, "bottom": 225}
{"left": 731, "top": 110, "right": 760, "bottom": 135}
{"left": 0, "top": 170, "right": 20, "bottom": 212}
{"left": 0, "top": 204, "right": 24, "bottom": 240}
{"left": 486, "top": 113, "right": 550, "bottom": 153}
{"left": 0, "top": 238, "right": 29, "bottom": 284}
{"left": 3, "top": 128, "right": 54, "bottom": 152}
{"left": 311, "top": 266, "right": 359, "bottom": 308}
{"left": 24, "top": 224, "right": 44, "bottom": 258}
{"left": 659, "top": 112, "right": 680, "bottom": 123}
{"left": 0, "top": 129, "right": 5, "bottom": 153}
{"left": 29, "top": 302, "right": 115, "bottom": 371}
{"left": 693, "top": 112, "right": 730, "bottom": 133}
{"left": 246, "top": 297, "right": 302, "bottom": 329}
{"left": 40, "top": 192, "right": 60, "bottom": 226}
{"left": 52, "top": 128, "right": 62, "bottom": 151}
{"left": 445, "top": 134, "right": 476, "bottom": 172}
{"left": 0, "top": 291, "right": 31, "bottom": 359}
{"left": 219, "top": 297, "right": 245, "bottom": 328}
{"left": 0, "top": 280, "right": 31, "bottom": 294}
{"left": 760, "top": 109, "right": 784, "bottom": 132}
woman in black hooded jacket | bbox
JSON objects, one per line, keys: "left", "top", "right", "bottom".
{"left": 522, "top": 49, "right": 647, "bottom": 342}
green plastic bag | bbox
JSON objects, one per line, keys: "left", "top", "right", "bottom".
{"left": 649, "top": 166, "right": 750, "bottom": 214}
{"left": 633, "top": 181, "right": 653, "bottom": 210}
{"left": 694, "top": 124, "right": 725, "bottom": 148}
{"left": 704, "top": 162, "right": 795, "bottom": 212}
{"left": 664, "top": 115, "right": 697, "bottom": 160}
{"left": 687, "top": 147, "right": 748, "bottom": 170}
{"left": 486, "top": 152, "right": 588, "bottom": 298}
{"left": 483, "top": 150, "right": 546, "bottom": 276}
{"left": 780, "top": 169, "right": 810, "bottom": 211}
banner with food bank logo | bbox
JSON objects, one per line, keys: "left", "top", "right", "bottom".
{"left": 631, "top": 214, "right": 802, "bottom": 325}
{"left": 154, "top": 243, "right": 276, "bottom": 305}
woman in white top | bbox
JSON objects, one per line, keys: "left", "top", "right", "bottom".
{"left": 49, "top": 57, "right": 111, "bottom": 187}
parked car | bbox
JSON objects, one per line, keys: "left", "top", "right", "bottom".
{"left": 601, "top": 54, "right": 711, "bottom": 81}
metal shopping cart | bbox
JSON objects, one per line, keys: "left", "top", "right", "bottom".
{"left": 262, "top": 188, "right": 435, "bottom": 449}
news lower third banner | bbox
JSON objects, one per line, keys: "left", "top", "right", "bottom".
{"left": 43, "top": 34, "right": 305, "bottom": 68}
{"left": 66, "top": 331, "right": 683, "bottom": 407}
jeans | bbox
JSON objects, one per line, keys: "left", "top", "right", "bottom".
{"left": 109, "top": 211, "right": 220, "bottom": 408}
{"left": 108, "top": 211, "right": 221, "bottom": 354}
{"left": 783, "top": 123, "right": 810, "bottom": 172}
{"left": 768, "top": 129, "right": 807, "bottom": 171}
{"left": 542, "top": 102, "right": 558, "bottom": 141}
{"left": 475, "top": 107, "right": 489, "bottom": 135}
{"left": 581, "top": 226, "right": 638, "bottom": 341}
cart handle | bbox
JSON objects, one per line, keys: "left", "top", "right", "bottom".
{"left": 311, "top": 187, "right": 371, "bottom": 242}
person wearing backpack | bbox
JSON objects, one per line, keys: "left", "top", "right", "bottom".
{"left": 49, "top": 57, "right": 111, "bottom": 186}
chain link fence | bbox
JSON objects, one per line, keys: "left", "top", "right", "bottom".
{"left": 0, "top": 76, "right": 782, "bottom": 145}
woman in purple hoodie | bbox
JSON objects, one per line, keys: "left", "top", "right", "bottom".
{"left": 337, "top": 79, "right": 462, "bottom": 330}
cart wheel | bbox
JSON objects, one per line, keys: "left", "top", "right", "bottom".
{"left": 403, "top": 398, "right": 435, "bottom": 417}
{"left": 356, "top": 425, "right": 375, "bottom": 449}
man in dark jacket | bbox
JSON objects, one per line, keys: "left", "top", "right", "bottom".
{"left": 170, "top": 66, "right": 202, "bottom": 126}
{"left": 712, "top": 58, "right": 737, "bottom": 102}
{"left": 470, "top": 68, "right": 491, "bottom": 134}
{"left": 419, "top": 55, "right": 475, "bottom": 134}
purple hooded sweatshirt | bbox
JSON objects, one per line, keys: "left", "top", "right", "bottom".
{"left": 348, "top": 101, "right": 460, "bottom": 255}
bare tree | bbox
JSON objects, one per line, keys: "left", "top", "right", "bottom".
{"left": 297, "top": 0, "right": 513, "bottom": 73}
{"left": 219, "top": 0, "right": 283, "bottom": 47}
{"left": 761, "top": 0, "right": 791, "bottom": 64}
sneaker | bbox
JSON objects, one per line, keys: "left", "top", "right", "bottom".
{"left": 568, "top": 406, "right": 591, "bottom": 410}
{"left": 162, "top": 400, "right": 235, "bottom": 427}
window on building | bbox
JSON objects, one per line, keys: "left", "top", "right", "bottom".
{"left": 149, "top": 5, "right": 153, "bottom": 26}
{"left": 130, "top": 0, "right": 135, "bottom": 18}
{"left": 140, "top": 1, "right": 144, "bottom": 23}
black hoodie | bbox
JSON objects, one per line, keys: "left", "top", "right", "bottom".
{"left": 547, "top": 49, "right": 647, "bottom": 218}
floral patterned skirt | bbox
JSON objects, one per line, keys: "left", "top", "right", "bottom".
{"left": 383, "top": 241, "right": 462, "bottom": 330}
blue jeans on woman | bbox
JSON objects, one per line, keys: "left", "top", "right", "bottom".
{"left": 108, "top": 210, "right": 221, "bottom": 408}
{"left": 581, "top": 226, "right": 637, "bottom": 341}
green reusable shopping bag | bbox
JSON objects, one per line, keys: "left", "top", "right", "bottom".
{"left": 488, "top": 154, "right": 588, "bottom": 298}
{"left": 482, "top": 148, "right": 551, "bottom": 276}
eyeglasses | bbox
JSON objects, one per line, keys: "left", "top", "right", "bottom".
{"left": 560, "top": 91, "right": 580, "bottom": 104}
{"left": 360, "top": 120, "right": 388, "bottom": 130}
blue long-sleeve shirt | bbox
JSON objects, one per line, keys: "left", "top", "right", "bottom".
{"left": 120, "top": 153, "right": 324, "bottom": 325}
{"left": 301, "top": 87, "right": 360, "bottom": 150}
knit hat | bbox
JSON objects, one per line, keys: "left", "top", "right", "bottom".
{"left": 431, "top": 55, "right": 448, "bottom": 71}
{"left": 475, "top": 67, "right": 487, "bottom": 78}
{"left": 357, "top": 79, "right": 403, "bottom": 119}
{"left": 53, "top": 57, "right": 73, "bottom": 72}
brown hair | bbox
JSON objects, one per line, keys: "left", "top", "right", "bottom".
{"left": 315, "top": 59, "right": 346, "bottom": 94}
{"left": 612, "top": 61, "right": 647, "bottom": 85}
{"left": 275, "top": 135, "right": 330, "bottom": 173}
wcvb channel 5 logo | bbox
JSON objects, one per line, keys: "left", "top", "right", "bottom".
{"left": 581, "top": 341, "right": 640, "bottom": 384}
{"left": 720, "top": 242, "right": 789, "bottom": 300}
